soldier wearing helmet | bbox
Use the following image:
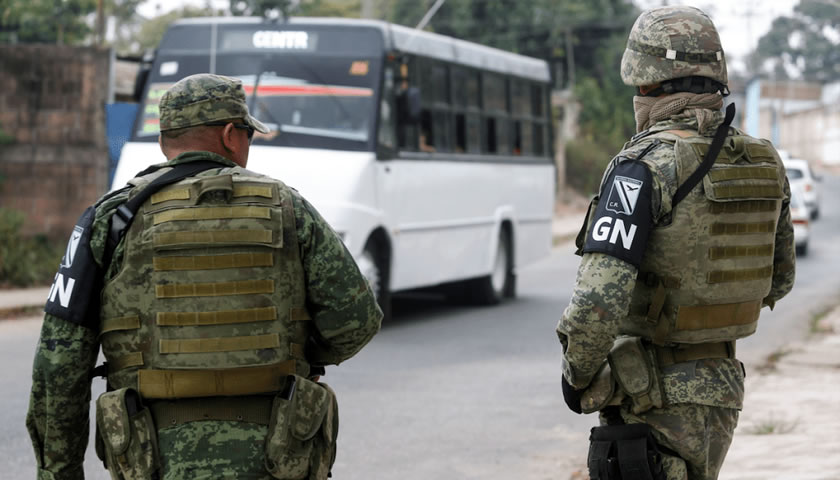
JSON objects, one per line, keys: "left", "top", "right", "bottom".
{"left": 28, "top": 73, "right": 382, "bottom": 479}
{"left": 556, "top": 6, "right": 795, "bottom": 480}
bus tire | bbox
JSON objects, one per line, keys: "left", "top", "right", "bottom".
{"left": 451, "top": 227, "right": 515, "bottom": 305}
{"left": 359, "top": 238, "right": 392, "bottom": 321}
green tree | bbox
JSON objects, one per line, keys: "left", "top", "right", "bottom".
{"left": 230, "top": 0, "right": 361, "bottom": 18}
{"left": 751, "top": 0, "right": 840, "bottom": 82}
{"left": 132, "top": 5, "right": 219, "bottom": 52}
{"left": 1, "top": 0, "right": 96, "bottom": 44}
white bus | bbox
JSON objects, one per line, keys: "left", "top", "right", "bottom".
{"left": 115, "top": 17, "right": 555, "bottom": 318}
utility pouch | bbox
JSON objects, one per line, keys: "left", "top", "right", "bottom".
{"left": 588, "top": 423, "right": 666, "bottom": 480}
{"left": 95, "top": 388, "right": 161, "bottom": 480}
{"left": 581, "top": 362, "right": 620, "bottom": 414}
{"left": 265, "top": 375, "right": 337, "bottom": 480}
{"left": 608, "top": 337, "right": 665, "bottom": 414}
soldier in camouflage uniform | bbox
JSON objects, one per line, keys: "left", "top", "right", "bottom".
{"left": 27, "top": 73, "right": 382, "bottom": 480}
{"left": 556, "top": 7, "right": 795, "bottom": 480}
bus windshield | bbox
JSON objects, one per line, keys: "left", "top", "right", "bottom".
{"left": 133, "top": 24, "right": 383, "bottom": 152}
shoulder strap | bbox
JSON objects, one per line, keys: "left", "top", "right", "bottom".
{"left": 103, "top": 160, "right": 227, "bottom": 268}
{"left": 671, "top": 103, "right": 736, "bottom": 209}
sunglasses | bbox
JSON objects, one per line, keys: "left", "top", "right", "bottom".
{"left": 205, "top": 121, "right": 255, "bottom": 141}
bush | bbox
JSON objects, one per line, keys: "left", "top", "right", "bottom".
{"left": 0, "top": 207, "right": 63, "bottom": 287}
{"left": 565, "top": 138, "right": 617, "bottom": 197}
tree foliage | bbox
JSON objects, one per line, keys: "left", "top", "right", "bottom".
{"left": 751, "top": 0, "right": 840, "bottom": 82}
{"left": 0, "top": 0, "right": 96, "bottom": 44}
{"left": 230, "top": 0, "right": 360, "bottom": 18}
{"left": 132, "top": 5, "right": 220, "bottom": 53}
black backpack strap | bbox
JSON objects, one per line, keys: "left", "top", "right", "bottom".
{"left": 672, "top": 102, "right": 736, "bottom": 209}
{"left": 104, "top": 160, "right": 227, "bottom": 268}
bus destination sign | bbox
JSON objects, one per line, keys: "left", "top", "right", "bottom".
{"left": 252, "top": 31, "right": 312, "bottom": 50}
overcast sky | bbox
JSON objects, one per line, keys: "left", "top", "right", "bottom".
{"left": 138, "top": 0, "right": 799, "bottom": 72}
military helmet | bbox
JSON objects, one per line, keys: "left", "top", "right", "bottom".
{"left": 620, "top": 6, "right": 727, "bottom": 88}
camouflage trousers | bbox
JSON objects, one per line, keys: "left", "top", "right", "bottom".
{"left": 600, "top": 403, "right": 739, "bottom": 480}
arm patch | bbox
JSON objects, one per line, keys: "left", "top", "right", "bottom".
{"left": 582, "top": 161, "right": 653, "bottom": 267}
{"left": 44, "top": 206, "right": 102, "bottom": 330}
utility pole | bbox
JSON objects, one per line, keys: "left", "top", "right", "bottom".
{"left": 96, "top": 0, "right": 105, "bottom": 46}
{"left": 361, "top": 0, "right": 374, "bottom": 19}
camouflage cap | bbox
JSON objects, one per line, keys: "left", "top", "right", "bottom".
{"left": 620, "top": 6, "right": 727, "bottom": 87}
{"left": 159, "top": 73, "right": 269, "bottom": 133}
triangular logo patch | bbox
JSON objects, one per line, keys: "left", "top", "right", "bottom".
{"left": 62, "top": 226, "right": 83, "bottom": 268}
{"left": 605, "top": 175, "right": 643, "bottom": 216}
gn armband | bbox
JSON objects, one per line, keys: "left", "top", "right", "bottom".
{"left": 44, "top": 206, "right": 102, "bottom": 329}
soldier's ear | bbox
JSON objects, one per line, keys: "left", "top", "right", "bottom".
{"left": 221, "top": 123, "right": 237, "bottom": 152}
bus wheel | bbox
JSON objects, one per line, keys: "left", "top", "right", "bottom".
{"left": 358, "top": 240, "right": 392, "bottom": 321}
{"left": 452, "top": 228, "right": 515, "bottom": 305}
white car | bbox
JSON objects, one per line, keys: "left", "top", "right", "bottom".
{"left": 783, "top": 157, "right": 821, "bottom": 220}
{"left": 789, "top": 184, "right": 810, "bottom": 256}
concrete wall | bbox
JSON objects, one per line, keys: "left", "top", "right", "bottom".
{"left": 0, "top": 45, "right": 110, "bottom": 239}
{"left": 780, "top": 106, "right": 840, "bottom": 166}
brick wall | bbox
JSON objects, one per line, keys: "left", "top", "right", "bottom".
{"left": 0, "top": 45, "right": 110, "bottom": 239}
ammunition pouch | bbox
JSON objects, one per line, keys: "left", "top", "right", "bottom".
{"left": 95, "top": 388, "right": 161, "bottom": 480}
{"left": 587, "top": 423, "right": 666, "bottom": 480}
{"left": 609, "top": 337, "right": 665, "bottom": 414}
{"left": 580, "top": 362, "right": 620, "bottom": 414}
{"left": 265, "top": 375, "right": 338, "bottom": 480}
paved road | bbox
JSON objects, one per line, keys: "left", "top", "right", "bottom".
{"left": 2, "top": 175, "right": 838, "bottom": 479}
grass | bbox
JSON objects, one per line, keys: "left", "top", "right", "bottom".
{"left": 809, "top": 305, "right": 836, "bottom": 335}
{"left": 755, "top": 347, "right": 793, "bottom": 374}
{"left": 743, "top": 415, "right": 799, "bottom": 435}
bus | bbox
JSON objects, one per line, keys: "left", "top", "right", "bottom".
{"left": 115, "top": 17, "right": 555, "bottom": 318}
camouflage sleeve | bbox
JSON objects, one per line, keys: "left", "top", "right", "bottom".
{"left": 556, "top": 253, "right": 638, "bottom": 389}
{"left": 765, "top": 176, "right": 796, "bottom": 309}
{"left": 26, "top": 314, "right": 99, "bottom": 480}
{"left": 293, "top": 193, "right": 382, "bottom": 366}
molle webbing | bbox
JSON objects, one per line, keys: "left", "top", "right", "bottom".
{"left": 675, "top": 300, "right": 762, "bottom": 331}
{"left": 709, "top": 200, "right": 778, "bottom": 214}
{"left": 707, "top": 266, "right": 773, "bottom": 284}
{"left": 149, "top": 184, "right": 274, "bottom": 206}
{"left": 710, "top": 221, "right": 775, "bottom": 235}
{"left": 151, "top": 189, "right": 191, "bottom": 204}
{"left": 154, "top": 253, "right": 274, "bottom": 271}
{"left": 153, "top": 229, "right": 273, "bottom": 248}
{"left": 159, "top": 334, "right": 281, "bottom": 354}
{"left": 713, "top": 184, "right": 783, "bottom": 199}
{"left": 153, "top": 206, "right": 271, "bottom": 225}
{"left": 100, "top": 315, "right": 140, "bottom": 335}
{"left": 708, "top": 244, "right": 773, "bottom": 260}
{"left": 157, "top": 307, "right": 277, "bottom": 326}
{"left": 110, "top": 352, "right": 144, "bottom": 371}
{"left": 708, "top": 166, "right": 778, "bottom": 182}
{"left": 150, "top": 395, "right": 274, "bottom": 428}
{"left": 155, "top": 279, "right": 274, "bottom": 298}
{"left": 138, "top": 361, "right": 297, "bottom": 399}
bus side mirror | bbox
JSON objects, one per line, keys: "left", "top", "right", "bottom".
{"left": 398, "top": 87, "right": 422, "bottom": 123}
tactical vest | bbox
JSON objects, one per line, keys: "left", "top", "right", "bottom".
{"left": 621, "top": 130, "right": 784, "bottom": 345}
{"left": 99, "top": 167, "right": 311, "bottom": 399}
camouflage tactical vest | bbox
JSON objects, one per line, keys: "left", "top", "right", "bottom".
{"left": 99, "top": 166, "right": 311, "bottom": 399}
{"left": 621, "top": 130, "right": 784, "bottom": 345}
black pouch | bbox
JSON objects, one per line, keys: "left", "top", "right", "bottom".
{"left": 588, "top": 423, "right": 666, "bottom": 480}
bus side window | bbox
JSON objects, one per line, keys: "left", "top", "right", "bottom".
{"left": 396, "top": 58, "right": 419, "bottom": 151}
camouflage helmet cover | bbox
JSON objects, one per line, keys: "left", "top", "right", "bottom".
{"left": 159, "top": 73, "right": 269, "bottom": 133}
{"left": 620, "top": 6, "right": 727, "bottom": 87}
